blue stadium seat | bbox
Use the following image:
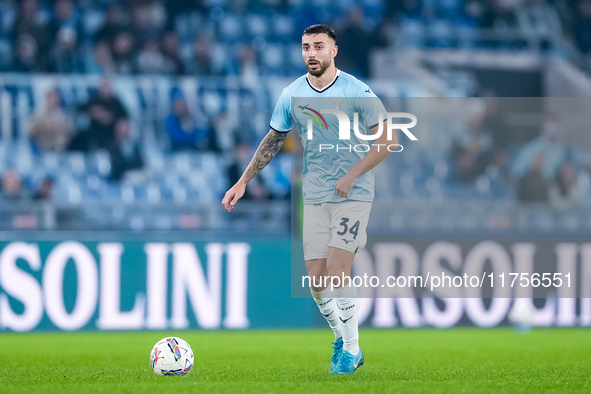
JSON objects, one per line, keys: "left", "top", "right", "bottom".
{"left": 80, "top": 177, "right": 104, "bottom": 201}
{"left": 66, "top": 152, "right": 86, "bottom": 176}
{"left": 171, "top": 184, "right": 188, "bottom": 204}
{"left": 400, "top": 19, "right": 425, "bottom": 48}
{"left": 310, "top": 0, "right": 331, "bottom": 8}
{"left": 53, "top": 175, "right": 77, "bottom": 204}
{"left": 144, "top": 148, "right": 166, "bottom": 175}
{"left": 13, "top": 142, "right": 34, "bottom": 175}
{"left": 289, "top": 44, "right": 303, "bottom": 69}
{"left": 119, "top": 183, "right": 135, "bottom": 204}
{"left": 105, "top": 182, "right": 123, "bottom": 203}
{"left": 262, "top": 44, "right": 285, "bottom": 72}
{"left": 65, "top": 179, "right": 83, "bottom": 205}
{"left": 145, "top": 182, "right": 162, "bottom": 204}
{"left": 176, "top": 13, "right": 193, "bottom": 43}
{"left": 0, "top": 4, "right": 16, "bottom": 35}
{"left": 273, "top": 15, "right": 295, "bottom": 42}
{"left": 220, "top": 14, "right": 242, "bottom": 42}
{"left": 86, "top": 150, "right": 111, "bottom": 177}
{"left": 246, "top": 14, "right": 268, "bottom": 39}
{"left": 475, "top": 175, "right": 492, "bottom": 199}
{"left": 41, "top": 152, "right": 61, "bottom": 172}
{"left": 425, "top": 176, "right": 443, "bottom": 200}
{"left": 211, "top": 43, "right": 232, "bottom": 74}
{"left": 0, "top": 37, "right": 10, "bottom": 68}
{"left": 428, "top": 20, "right": 455, "bottom": 48}
{"left": 200, "top": 89, "right": 224, "bottom": 116}
{"left": 83, "top": 9, "right": 105, "bottom": 38}
{"left": 187, "top": 172, "right": 211, "bottom": 201}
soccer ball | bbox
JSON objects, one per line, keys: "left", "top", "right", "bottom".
{"left": 150, "top": 337, "right": 194, "bottom": 376}
{"left": 508, "top": 299, "right": 534, "bottom": 333}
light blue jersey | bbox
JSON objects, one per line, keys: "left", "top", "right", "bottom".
{"left": 270, "top": 70, "right": 387, "bottom": 204}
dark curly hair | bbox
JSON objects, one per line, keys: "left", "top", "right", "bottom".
{"left": 302, "top": 24, "right": 336, "bottom": 43}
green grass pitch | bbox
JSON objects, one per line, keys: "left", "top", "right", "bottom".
{"left": 0, "top": 328, "right": 589, "bottom": 393}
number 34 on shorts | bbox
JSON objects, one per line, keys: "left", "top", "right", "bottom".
{"left": 302, "top": 201, "right": 372, "bottom": 260}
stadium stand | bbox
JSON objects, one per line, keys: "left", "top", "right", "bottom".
{"left": 0, "top": 0, "right": 590, "bottom": 233}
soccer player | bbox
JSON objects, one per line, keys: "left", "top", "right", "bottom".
{"left": 222, "top": 24, "right": 395, "bottom": 374}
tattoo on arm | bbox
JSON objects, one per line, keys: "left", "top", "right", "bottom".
{"left": 242, "top": 130, "right": 287, "bottom": 183}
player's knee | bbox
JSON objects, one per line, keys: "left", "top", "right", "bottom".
{"left": 326, "top": 268, "right": 351, "bottom": 288}
{"left": 305, "top": 260, "right": 326, "bottom": 277}
{"left": 326, "top": 263, "right": 349, "bottom": 278}
{"left": 307, "top": 267, "right": 324, "bottom": 279}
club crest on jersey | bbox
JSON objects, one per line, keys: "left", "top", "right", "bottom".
{"left": 330, "top": 99, "right": 345, "bottom": 109}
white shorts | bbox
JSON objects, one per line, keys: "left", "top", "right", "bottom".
{"left": 303, "top": 201, "right": 372, "bottom": 261}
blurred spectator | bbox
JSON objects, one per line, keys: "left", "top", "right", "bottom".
{"left": 481, "top": 0, "right": 519, "bottom": 31}
{"left": 512, "top": 115, "right": 568, "bottom": 202}
{"left": 49, "top": 26, "right": 84, "bottom": 73}
{"left": 87, "top": 41, "right": 116, "bottom": 74}
{"left": 516, "top": 0, "right": 562, "bottom": 49}
{"left": 419, "top": 2, "right": 454, "bottom": 48}
{"left": 455, "top": 0, "right": 482, "bottom": 29}
{"left": 516, "top": 153, "right": 549, "bottom": 202}
{"left": 238, "top": 45, "right": 259, "bottom": 82}
{"left": 165, "top": 96, "right": 213, "bottom": 151}
{"left": 11, "top": 0, "right": 49, "bottom": 71}
{"left": 47, "top": 0, "right": 82, "bottom": 48}
{"left": 230, "top": 0, "right": 249, "bottom": 12}
{"left": 450, "top": 107, "right": 494, "bottom": 183}
{"left": 227, "top": 143, "right": 269, "bottom": 201}
{"left": 71, "top": 78, "right": 128, "bottom": 151}
{"left": 574, "top": 0, "right": 591, "bottom": 55}
{"left": 107, "top": 118, "right": 143, "bottom": 181}
{"left": 130, "top": 2, "right": 166, "bottom": 50}
{"left": 161, "top": 30, "right": 186, "bottom": 75}
{"left": 187, "top": 36, "right": 215, "bottom": 75}
{"left": 32, "top": 176, "right": 55, "bottom": 201}
{"left": 11, "top": 34, "right": 44, "bottom": 72}
{"left": 373, "top": 17, "right": 397, "bottom": 49}
{"left": 390, "top": 0, "right": 422, "bottom": 21}
{"left": 481, "top": 92, "right": 511, "bottom": 173}
{"left": 249, "top": 0, "right": 289, "bottom": 12}
{"left": 1, "top": 169, "right": 26, "bottom": 201}
{"left": 465, "top": 0, "right": 487, "bottom": 26}
{"left": 212, "top": 112, "right": 236, "bottom": 153}
{"left": 29, "top": 88, "right": 74, "bottom": 152}
{"left": 338, "top": 8, "right": 372, "bottom": 78}
{"left": 136, "top": 38, "right": 175, "bottom": 74}
{"left": 512, "top": 115, "right": 568, "bottom": 180}
{"left": 164, "top": 0, "right": 208, "bottom": 21}
{"left": 94, "top": 4, "right": 126, "bottom": 45}
{"left": 550, "top": 162, "right": 582, "bottom": 208}
{"left": 112, "top": 30, "right": 136, "bottom": 74}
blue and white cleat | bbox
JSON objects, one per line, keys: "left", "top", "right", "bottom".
{"left": 334, "top": 348, "right": 364, "bottom": 374}
{"left": 330, "top": 337, "right": 343, "bottom": 373}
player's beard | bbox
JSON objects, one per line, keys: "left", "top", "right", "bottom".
{"left": 306, "top": 58, "right": 331, "bottom": 77}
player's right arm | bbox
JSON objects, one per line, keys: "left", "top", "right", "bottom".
{"left": 222, "top": 129, "right": 288, "bottom": 212}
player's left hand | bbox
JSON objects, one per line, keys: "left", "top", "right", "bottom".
{"left": 222, "top": 180, "right": 246, "bottom": 212}
{"left": 334, "top": 173, "right": 356, "bottom": 198}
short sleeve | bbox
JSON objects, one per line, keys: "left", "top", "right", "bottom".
{"left": 270, "top": 89, "right": 291, "bottom": 133}
{"left": 357, "top": 85, "right": 387, "bottom": 129}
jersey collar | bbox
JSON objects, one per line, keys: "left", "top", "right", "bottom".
{"left": 306, "top": 69, "right": 340, "bottom": 93}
